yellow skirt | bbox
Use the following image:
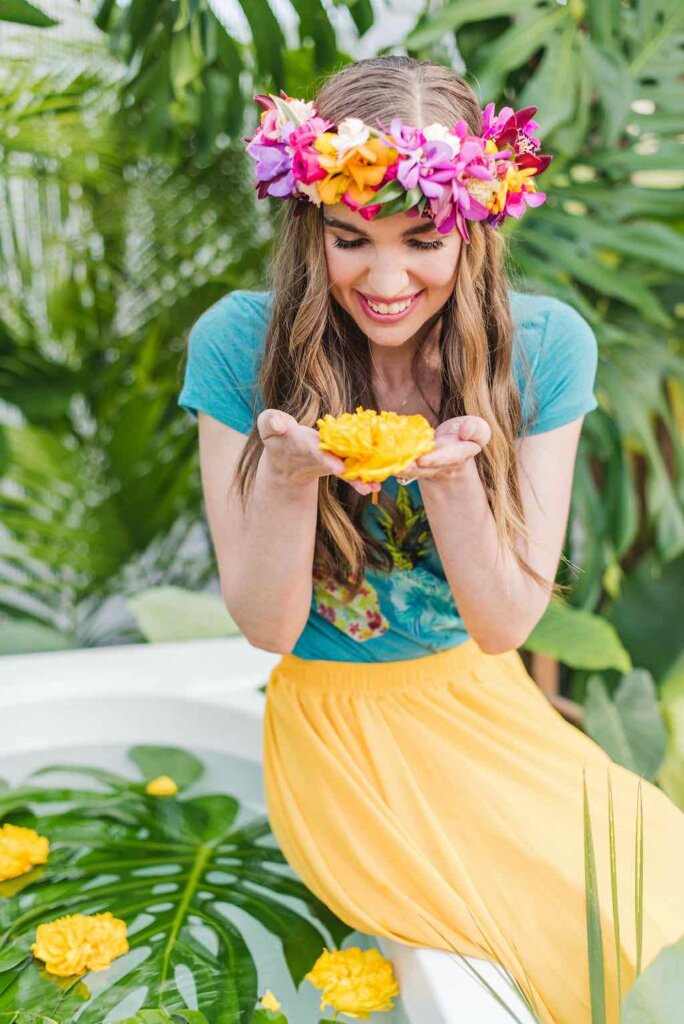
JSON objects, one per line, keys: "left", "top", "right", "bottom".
{"left": 262, "top": 639, "right": 684, "bottom": 1024}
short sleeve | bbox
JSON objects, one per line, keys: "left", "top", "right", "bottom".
{"left": 525, "top": 300, "right": 599, "bottom": 435}
{"left": 177, "top": 290, "right": 269, "bottom": 435}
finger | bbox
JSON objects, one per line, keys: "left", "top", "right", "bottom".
{"left": 458, "top": 416, "right": 491, "bottom": 446}
{"left": 416, "top": 440, "right": 482, "bottom": 467}
{"left": 257, "top": 409, "right": 288, "bottom": 440}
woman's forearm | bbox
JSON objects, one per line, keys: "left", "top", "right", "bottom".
{"left": 418, "top": 459, "right": 550, "bottom": 653}
{"left": 224, "top": 452, "right": 318, "bottom": 652}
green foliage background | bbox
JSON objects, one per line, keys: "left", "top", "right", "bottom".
{"left": 0, "top": 1, "right": 682, "bottom": 789}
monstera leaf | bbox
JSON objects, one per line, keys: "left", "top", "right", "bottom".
{"left": 0, "top": 747, "right": 351, "bottom": 1021}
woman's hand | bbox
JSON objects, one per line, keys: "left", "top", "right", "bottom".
{"left": 257, "top": 409, "right": 382, "bottom": 497}
{"left": 397, "top": 415, "right": 491, "bottom": 483}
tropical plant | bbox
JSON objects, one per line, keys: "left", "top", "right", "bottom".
{"left": 0, "top": 745, "right": 353, "bottom": 1021}
{"left": 0, "top": 14, "right": 269, "bottom": 652}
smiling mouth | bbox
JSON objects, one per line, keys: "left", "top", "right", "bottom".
{"left": 356, "top": 291, "right": 423, "bottom": 321}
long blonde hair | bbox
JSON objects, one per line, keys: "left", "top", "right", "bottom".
{"left": 234, "top": 56, "right": 561, "bottom": 600}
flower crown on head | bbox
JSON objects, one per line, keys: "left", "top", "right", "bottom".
{"left": 243, "top": 91, "right": 553, "bottom": 243}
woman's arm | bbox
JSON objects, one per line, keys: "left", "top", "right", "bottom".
{"left": 418, "top": 417, "right": 585, "bottom": 654}
{"left": 199, "top": 412, "right": 319, "bottom": 653}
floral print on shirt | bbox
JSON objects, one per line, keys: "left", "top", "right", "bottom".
{"left": 312, "top": 561, "right": 389, "bottom": 642}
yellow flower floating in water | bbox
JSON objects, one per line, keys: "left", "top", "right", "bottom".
{"left": 257, "top": 989, "right": 281, "bottom": 1011}
{"left": 145, "top": 774, "right": 178, "bottom": 796}
{"left": 305, "top": 946, "right": 399, "bottom": 1020}
{"left": 317, "top": 406, "right": 435, "bottom": 503}
{"left": 0, "top": 823, "right": 49, "bottom": 881}
{"left": 31, "top": 911, "right": 129, "bottom": 977}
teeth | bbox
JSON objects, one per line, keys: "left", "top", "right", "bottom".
{"left": 367, "top": 296, "right": 414, "bottom": 314}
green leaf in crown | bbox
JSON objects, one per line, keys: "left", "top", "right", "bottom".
{"left": 0, "top": 746, "right": 353, "bottom": 1021}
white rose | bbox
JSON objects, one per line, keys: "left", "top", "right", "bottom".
{"left": 332, "top": 118, "right": 370, "bottom": 156}
{"left": 286, "top": 98, "right": 318, "bottom": 123}
{"left": 272, "top": 95, "right": 317, "bottom": 130}
{"left": 295, "top": 180, "right": 322, "bottom": 206}
{"left": 423, "top": 122, "right": 461, "bottom": 157}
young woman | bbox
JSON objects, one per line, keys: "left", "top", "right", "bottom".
{"left": 178, "top": 57, "right": 684, "bottom": 1024}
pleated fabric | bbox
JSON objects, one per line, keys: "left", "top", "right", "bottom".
{"left": 262, "top": 639, "right": 684, "bottom": 1024}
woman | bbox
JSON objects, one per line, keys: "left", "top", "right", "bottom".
{"left": 178, "top": 57, "right": 683, "bottom": 1024}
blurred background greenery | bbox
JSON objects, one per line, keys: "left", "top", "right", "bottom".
{"left": 0, "top": 0, "right": 682, "bottom": 803}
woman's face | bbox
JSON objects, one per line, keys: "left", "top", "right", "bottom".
{"left": 322, "top": 202, "right": 462, "bottom": 348}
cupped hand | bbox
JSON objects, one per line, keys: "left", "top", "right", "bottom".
{"left": 257, "top": 409, "right": 382, "bottom": 496}
{"left": 397, "top": 415, "right": 491, "bottom": 483}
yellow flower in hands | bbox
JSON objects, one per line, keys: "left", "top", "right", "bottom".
{"left": 258, "top": 989, "right": 281, "bottom": 1011}
{"left": 305, "top": 946, "right": 399, "bottom": 1020}
{"left": 145, "top": 775, "right": 178, "bottom": 796}
{"left": 0, "top": 823, "right": 49, "bottom": 881}
{"left": 317, "top": 406, "right": 435, "bottom": 503}
{"left": 31, "top": 911, "right": 129, "bottom": 977}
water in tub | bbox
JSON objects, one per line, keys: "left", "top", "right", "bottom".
{"left": 0, "top": 743, "right": 411, "bottom": 1023}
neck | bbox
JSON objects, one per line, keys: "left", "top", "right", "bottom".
{"left": 369, "top": 313, "right": 442, "bottom": 388}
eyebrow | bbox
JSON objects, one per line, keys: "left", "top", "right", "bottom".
{"left": 322, "top": 215, "right": 438, "bottom": 237}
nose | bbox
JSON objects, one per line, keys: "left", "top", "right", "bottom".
{"left": 362, "top": 270, "right": 415, "bottom": 302}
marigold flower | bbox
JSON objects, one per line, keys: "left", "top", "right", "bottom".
{"left": 305, "top": 946, "right": 399, "bottom": 1020}
{"left": 31, "top": 911, "right": 129, "bottom": 977}
{"left": 145, "top": 774, "right": 178, "bottom": 796}
{"left": 0, "top": 823, "right": 49, "bottom": 881}
{"left": 317, "top": 406, "right": 435, "bottom": 496}
{"left": 258, "top": 989, "right": 281, "bottom": 1011}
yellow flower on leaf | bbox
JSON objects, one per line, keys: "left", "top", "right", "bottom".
{"left": 258, "top": 989, "right": 281, "bottom": 1011}
{"left": 145, "top": 775, "right": 178, "bottom": 797}
{"left": 31, "top": 911, "right": 129, "bottom": 977}
{"left": 317, "top": 406, "right": 435, "bottom": 495}
{"left": 0, "top": 823, "right": 49, "bottom": 881}
{"left": 313, "top": 135, "right": 398, "bottom": 206}
{"left": 305, "top": 946, "right": 399, "bottom": 1020}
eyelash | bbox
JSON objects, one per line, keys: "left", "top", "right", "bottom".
{"left": 332, "top": 236, "right": 445, "bottom": 251}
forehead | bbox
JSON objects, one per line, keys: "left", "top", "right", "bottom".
{"left": 321, "top": 204, "right": 440, "bottom": 238}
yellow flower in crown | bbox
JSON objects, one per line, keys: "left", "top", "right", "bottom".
{"left": 31, "top": 911, "right": 129, "bottom": 977}
{"left": 317, "top": 406, "right": 435, "bottom": 484}
{"left": 0, "top": 822, "right": 49, "bottom": 881}
{"left": 257, "top": 989, "right": 281, "bottom": 1011}
{"left": 145, "top": 774, "right": 178, "bottom": 797}
{"left": 305, "top": 946, "right": 399, "bottom": 1020}
{"left": 487, "top": 162, "right": 542, "bottom": 216}
{"left": 313, "top": 119, "right": 398, "bottom": 205}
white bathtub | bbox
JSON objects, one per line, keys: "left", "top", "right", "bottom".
{"left": 0, "top": 637, "right": 535, "bottom": 1023}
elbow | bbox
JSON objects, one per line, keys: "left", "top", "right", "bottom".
{"left": 475, "top": 634, "right": 521, "bottom": 656}
{"left": 474, "top": 605, "right": 549, "bottom": 656}
{"left": 221, "top": 587, "right": 305, "bottom": 655}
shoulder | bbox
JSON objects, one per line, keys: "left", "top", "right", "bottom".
{"left": 509, "top": 289, "right": 598, "bottom": 370}
{"left": 508, "top": 289, "right": 599, "bottom": 435}
{"left": 178, "top": 289, "right": 272, "bottom": 432}
{"left": 189, "top": 288, "right": 272, "bottom": 352}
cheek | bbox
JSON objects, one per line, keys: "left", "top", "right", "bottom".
{"left": 415, "top": 247, "right": 461, "bottom": 289}
{"left": 324, "top": 242, "right": 361, "bottom": 286}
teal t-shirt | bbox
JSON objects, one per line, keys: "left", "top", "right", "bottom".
{"left": 178, "top": 289, "right": 598, "bottom": 662}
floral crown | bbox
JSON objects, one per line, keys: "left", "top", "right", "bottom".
{"left": 243, "top": 91, "right": 552, "bottom": 243}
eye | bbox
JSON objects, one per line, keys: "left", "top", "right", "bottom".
{"left": 331, "top": 237, "right": 445, "bottom": 251}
